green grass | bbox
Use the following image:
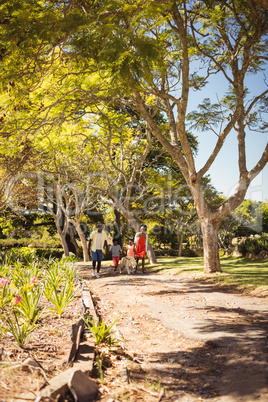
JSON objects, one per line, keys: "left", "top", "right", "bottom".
{"left": 147, "top": 256, "right": 268, "bottom": 295}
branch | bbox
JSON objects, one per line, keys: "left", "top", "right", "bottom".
{"left": 246, "top": 88, "right": 268, "bottom": 116}
{"left": 197, "top": 111, "right": 238, "bottom": 179}
{"left": 248, "top": 142, "right": 268, "bottom": 181}
{"left": 132, "top": 89, "right": 189, "bottom": 180}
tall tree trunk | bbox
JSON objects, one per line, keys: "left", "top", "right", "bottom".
{"left": 113, "top": 208, "right": 121, "bottom": 239}
{"left": 147, "top": 243, "right": 157, "bottom": 264}
{"left": 54, "top": 212, "right": 69, "bottom": 257}
{"left": 58, "top": 230, "right": 69, "bottom": 257}
{"left": 69, "top": 225, "right": 79, "bottom": 254}
{"left": 178, "top": 233, "right": 183, "bottom": 257}
{"left": 201, "top": 220, "right": 221, "bottom": 273}
{"left": 71, "top": 219, "right": 90, "bottom": 262}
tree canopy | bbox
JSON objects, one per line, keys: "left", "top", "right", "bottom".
{"left": 0, "top": 0, "right": 267, "bottom": 271}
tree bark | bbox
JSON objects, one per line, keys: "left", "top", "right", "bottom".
{"left": 201, "top": 220, "right": 221, "bottom": 273}
{"left": 54, "top": 212, "right": 69, "bottom": 257}
{"left": 58, "top": 231, "right": 69, "bottom": 257}
{"left": 70, "top": 219, "right": 90, "bottom": 262}
{"left": 178, "top": 233, "right": 183, "bottom": 257}
{"left": 69, "top": 225, "right": 79, "bottom": 254}
{"left": 147, "top": 242, "right": 157, "bottom": 264}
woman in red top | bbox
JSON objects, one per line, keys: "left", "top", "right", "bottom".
{"left": 134, "top": 225, "right": 148, "bottom": 273}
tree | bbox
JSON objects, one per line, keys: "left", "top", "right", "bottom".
{"left": 77, "top": 0, "right": 267, "bottom": 272}
{"left": 1, "top": 1, "right": 267, "bottom": 272}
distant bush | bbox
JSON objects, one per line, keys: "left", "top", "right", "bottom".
{"left": 61, "top": 254, "right": 80, "bottom": 263}
{"left": 35, "top": 248, "right": 64, "bottom": 260}
{"left": 0, "top": 238, "right": 62, "bottom": 249}
{"left": 238, "top": 234, "right": 268, "bottom": 257}
{"left": 181, "top": 247, "right": 199, "bottom": 257}
{"left": 153, "top": 247, "right": 199, "bottom": 257}
{"left": 0, "top": 247, "right": 64, "bottom": 263}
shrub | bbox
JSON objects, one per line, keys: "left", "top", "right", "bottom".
{"left": 181, "top": 247, "right": 198, "bottom": 257}
{"left": 0, "top": 237, "right": 62, "bottom": 249}
{"left": 238, "top": 234, "right": 268, "bottom": 257}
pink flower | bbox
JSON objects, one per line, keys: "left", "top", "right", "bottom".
{"left": 0, "top": 278, "right": 8, "bottom": 286}
{"left": 15, "top": 296, "right": 23, "bottom": 305}
{"left": 30, "top": 276, "right": 37, "bottom": 284}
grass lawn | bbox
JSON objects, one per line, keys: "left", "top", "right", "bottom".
{"left": 148, "top": 255, "right": 268, "bottom": 296}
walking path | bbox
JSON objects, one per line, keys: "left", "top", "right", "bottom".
{"left": 77, "top": 264, "right": 268, "bottom": 401}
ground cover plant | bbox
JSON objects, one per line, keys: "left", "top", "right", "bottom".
{"left": 0, "top": 248, "right": 78, "bottom": 347}
{"left": 149, "top": 256, "right": 268, "bottom": 296}
{"left": 0, "top": 248, "right": 82, "bottom": 400}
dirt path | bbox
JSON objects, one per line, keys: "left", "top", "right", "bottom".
{"left": 77, "top": 264, "right": 268, "bottom": 402}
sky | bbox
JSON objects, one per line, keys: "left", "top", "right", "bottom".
{"left": 190, "top": 70, "right": 268, "bottom": 202}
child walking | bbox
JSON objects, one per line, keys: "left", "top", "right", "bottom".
{"left": 110, "top": 239, "right": 122, "bottom": 273}
{"left": 126, "top": 238, "right": 135, "bottom": 258}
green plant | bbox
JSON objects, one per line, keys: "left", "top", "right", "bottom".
{"left": 5, "top": 311, "right": 35, "bottom": 348}
{"left": 83, "top": 312, "right": 93, "bottom": 328}
{"left": 238, "top": 234, "right": 268, "bottom": 256}
{"left": 11, "top": 260, "right": 43, "bottom": 289}
{"left": 85, "top": 317, "right": 118, "bottom": 346}
{"left": 44, "top": 280, "right": 75, "bottom": 318}
{"left": 0, "top": 282, "right": 13, "bottom": 312}
{"left": 61, "top": 255, "right": 80, "bottom": 263}
{"left": 61, "top": 262, "right": 76, "bottom": 282}
{"left": 15, "top": 289, "right": 42, "bottom": 324}
{"left": 146, "top": 380, "right": 162, "bottom": 392}
{"left": 44, "top": 261, "right": 64, "bottom": 288}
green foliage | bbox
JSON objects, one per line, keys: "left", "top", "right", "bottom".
{"left": 149, "top": 225, "right": 175, "bottom": 249}
{"left": 234, "top": 200, "right": 264, "bottom": 234}
{"left": 0, "top": 252, "right": 77, "bottom": 347}
{"left": 0, "top": 238, "right": 62, "bottom": 249}
{"left": 15, "top": 288, "right": 42, "bottom": 325}
{"left": 0, "top": 282, "right": 13, "bottom": 312}
{"left": 5, "top": 311, "right": 35, "bottom": 349}
{"left": 0, "top": 0, "right": 267, "bottom": 275}
{"left": 1, "top": 247, "right": 38, "bottom": 265}
{"left": 238, "top": 234, "right": 268, "bottom": 257}
{"left": 44, "top": 280, "right": 75, "bottom": 318}
{"left": 84, "top": 316, "right": 118, "bottom": 346}
{"left": 61, "top": 254, "right": 80, "bottom": 263}
{"left": 43, "top": 260, "right": 77, "bottom": 318}
{"left": 11, "top": 260, "right": 42, "bottom": 288}
{"left": 44, "top": 260, "right": 65, "bottom": 289}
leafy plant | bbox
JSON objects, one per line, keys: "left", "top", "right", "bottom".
{"left": 0, "top": 282, "right": 13, "bottom": 312}
{"left": 61, "top": 255, "right": 80, "bottom": 263}
{"left": 62, "top": 262, "right": 76, "bottom": 282}
{"left": 238, "top": 234, "right": 268, "bottom": 257}
{"left": 44, "top": 261, "right": 64, "bottom": 288}
{"left": 5, "top": 311, "right": 35, "bottom": 348}
{"left": 44, "top": 280, "right": 75, "bottom": 318}
{"left": 15, "top": 289, "right": 43, "bottom": 324}
{"left": 85, "top": 317, "right": 118, "bottom": 346}
{"left": 11, "top": 260, "right": 43, "bottom": 289}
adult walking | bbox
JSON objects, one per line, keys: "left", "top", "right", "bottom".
{"left": 134, "top": 225, "right": 148, "bottom": 273}
{"left": 88, "top": 223, "right": 109, "bottom": 278}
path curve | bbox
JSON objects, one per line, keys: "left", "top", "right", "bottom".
{"left": 77, "top": 264, "right": 268, "bottom": 402}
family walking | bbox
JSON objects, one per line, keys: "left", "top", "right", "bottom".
{"left": 88, "top": 224, "right": 149, "bottom": 277}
